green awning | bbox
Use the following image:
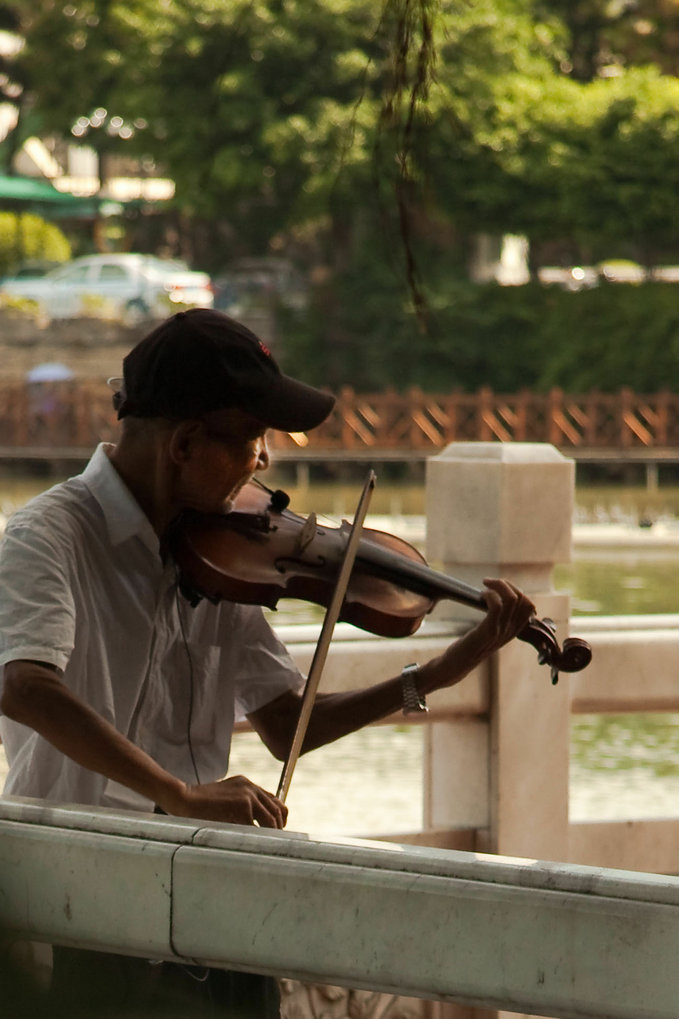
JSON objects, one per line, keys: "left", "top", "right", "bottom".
{"left": 0, "top": 174, "right": 85, "bottom": 204}
{"left": 0, "top": 175, "right": 127, "bottom": 219}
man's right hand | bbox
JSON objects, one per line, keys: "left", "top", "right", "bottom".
{"left": 163, "top": 774, "right": 288, "bottom": 828}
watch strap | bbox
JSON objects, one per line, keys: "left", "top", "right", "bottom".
{"left": 400, "top": 663, "right": 428, "bottom": 715}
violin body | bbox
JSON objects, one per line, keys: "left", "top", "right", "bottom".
{"left": 173, "top": 484, "right": 434, "bottom": 637}
{"left": 171, "top": 480, "right": 592, "bottom": 681}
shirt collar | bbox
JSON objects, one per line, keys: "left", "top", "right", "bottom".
{"left": 81, "top": 443, "right": 161, "bottom": 555}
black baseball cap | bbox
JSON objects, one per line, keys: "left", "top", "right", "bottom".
{"left": 112, "top": 308, "right": 335, "bottom": 432}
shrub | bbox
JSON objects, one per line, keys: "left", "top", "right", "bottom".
{"left": 0, "top": 212, "right": 71, "bottom": 277}
{"left": 279, "top": 272, "right": 679, "bottom": 394}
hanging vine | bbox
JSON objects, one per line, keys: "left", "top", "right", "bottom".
{"left": 373, "top": 0, "right": 440, "bottom": 329}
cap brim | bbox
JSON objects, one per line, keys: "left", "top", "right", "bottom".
{"left": 247, "top": 375, "right": 336, "bottom": 432}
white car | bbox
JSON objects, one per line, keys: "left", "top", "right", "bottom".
{"left": 0, "top": 253, "right": 214, "bottom": 325}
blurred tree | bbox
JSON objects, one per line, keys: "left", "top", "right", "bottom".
{"left": 536, "top": 0, "right": 679, "bottom": 79}
{"left": 0, "top": 2, "right": 28, "bottom": 172}
{"left": 429, "top": 60, "right": 679, "bottom": 265}
{"left": 8, "top": 0, "right": 679, "bottom": 266}
{"left": 3, "top": 1, "right": 160, "bottom": 186}
{"left": 6, "top": 1, "right": 679, "bottom": 390}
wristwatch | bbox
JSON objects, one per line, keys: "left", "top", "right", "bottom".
{"left": 400, "top": 663, "right": 428, "bottom": 715}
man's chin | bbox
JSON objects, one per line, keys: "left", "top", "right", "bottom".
{"left": 226, "top": 477, "right": 255, "bottom": 510}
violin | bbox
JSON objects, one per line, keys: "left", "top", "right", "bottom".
{"left": 170, "top": 479, "right": 592, "bottom": 684}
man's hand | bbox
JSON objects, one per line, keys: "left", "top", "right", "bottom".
{"left": 418, "top": 578, "right": 537, "bottom": 694}
{"left": 472, "top": 577, "right": 537, "bottom": 656}
{"left": 163, "top": 774, "right": 288, "bottom": 829}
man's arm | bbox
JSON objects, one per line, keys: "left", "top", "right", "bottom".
{"left": 248, "top": 578, "right": 535, "bottom": 760}
{"left": 1, "top": 660, "right": 287, "bottom": 828}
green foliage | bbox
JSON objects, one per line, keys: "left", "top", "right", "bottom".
{"left": 0, "top": 212, "right": 70, "bottom": 276}
{"left": 0, "top": 293, "right": 41, "bottom": 316}
{"left": 8, "top": 0, "right": 679, "bottom": 399}
{"left": 10, "top": 0, "right": 679, "bottom": 262}
{"left": 281, "top": 274, "right": 679, "bottom": 394}
{"left": 280, "top": 273, "right": 547, "bottom": 393}
{"left": 429, "top": 57, "right": 679, "bottom": 254}
{"left": 536, "top": 281, "right": 679, "bottom": 391}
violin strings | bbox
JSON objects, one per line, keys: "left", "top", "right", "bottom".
{"left": 251, "top": 474, "right": 343, "bottom": 528}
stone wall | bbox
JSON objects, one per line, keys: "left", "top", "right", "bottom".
{"left": 0, "top": 313, "right": 153, "bottom": 379}
{"left": 0, "top": 310, "right": 276, "bottom": 379}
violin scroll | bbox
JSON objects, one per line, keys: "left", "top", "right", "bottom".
{"left": 518, "top": 616, "right": 592, "bottom": 685}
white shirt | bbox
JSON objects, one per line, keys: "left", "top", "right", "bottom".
{"left": 0, "top": 444, "right": 304, "bottom": 811}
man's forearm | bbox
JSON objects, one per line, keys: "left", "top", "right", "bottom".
{"left": 1, "top": 661, "right": 184, "bottom": 808}
{"left": 299, "top": 627, "right": 490, "bottom": 753}
{"left": 2, "top": 660, "right": 291, "bottom": 827}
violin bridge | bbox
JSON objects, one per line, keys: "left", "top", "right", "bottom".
{"left": 295, "top": 512, "right": 318, "bottom": 555}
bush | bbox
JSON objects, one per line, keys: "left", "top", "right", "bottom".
{"left": 279, "top": 272, "right": 679, "bottom": 394}
{"left": 0, "top": 293, "right": 42, "bottom": 316}
{"left": 534, "top": 281, "right": 679, "bottom": 391}
{"left": 0, "top": 213, "right": 71, "bottom": 277}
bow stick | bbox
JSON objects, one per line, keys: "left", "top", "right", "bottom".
{"left": 276, "top": 470, "right": 377, "bottom": 803}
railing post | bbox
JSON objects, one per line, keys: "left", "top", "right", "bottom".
{"left": 424, "top": 442, "right": 574, "bottom": 864}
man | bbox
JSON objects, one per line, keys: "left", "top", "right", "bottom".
{"left": 0, "top": 308, "right": 535, "bottom": 1012}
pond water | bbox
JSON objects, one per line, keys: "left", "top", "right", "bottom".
{"left": 2, "top": 471, "right": 679, "bottom": 837}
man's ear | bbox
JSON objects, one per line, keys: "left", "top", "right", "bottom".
{"left": 168, "top": 421, "right": 202, "bottom": 464}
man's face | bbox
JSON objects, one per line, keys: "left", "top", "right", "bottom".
{"left": 176, "top": 407, "right": 270, "bottom": 515}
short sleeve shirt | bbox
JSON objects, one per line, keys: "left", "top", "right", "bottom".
{"left": 0, "top": 444, "right": 304, "bottom": 811}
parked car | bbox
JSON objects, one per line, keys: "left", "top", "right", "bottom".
{"left": 537, "top": 266, "right": 599, "bottom": 291}
{"left": 212, "top": 257, "right": 309, "bottom": 313}
{"left": 0, "top": 253, "right": 214, "bottom": 325}
{"left": 0, "top": 260, "right": 63, "bottom": 283}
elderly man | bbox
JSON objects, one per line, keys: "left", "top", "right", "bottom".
{"left": 0, "top": 308, "right": 534, "bottom": 1014}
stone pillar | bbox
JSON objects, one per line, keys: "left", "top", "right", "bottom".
{"left": 423, "top": 442, "right": 574, "bottom": 865}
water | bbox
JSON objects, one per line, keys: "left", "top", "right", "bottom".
{"left": 3, "top": 471, "right": 679, "bottom": 836}
{"left": 570, "top": 713, "right": 679, "bottom": 822}
{"left": 229, "top": 724, "right": 424, "bottom": 837}
{"left": 556, "top": 554, "right": 679, "bottom": 617}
